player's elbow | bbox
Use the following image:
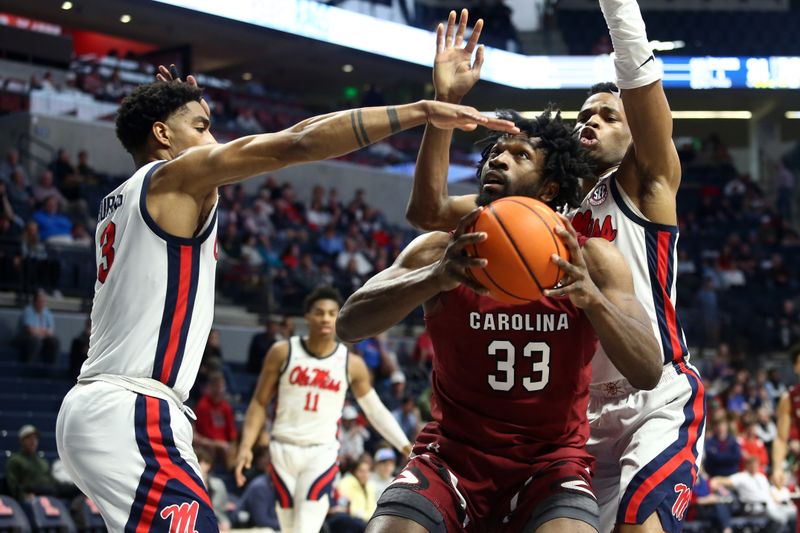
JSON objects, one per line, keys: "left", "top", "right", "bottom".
{"left": 335, "top": 306, "right": 367, "bottom": 344}
{"left": 630, "top": 355, "right": 661, "bottom": 391}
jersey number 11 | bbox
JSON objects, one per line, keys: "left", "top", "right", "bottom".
{"left": 304, "top": 392, "right": 319, "bottom": 412}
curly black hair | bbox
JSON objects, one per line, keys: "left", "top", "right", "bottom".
{"left": 304, "top": 286, "right": 344, "bottom": 314}
{"left": 588, "top": 82, "right": 620, "bottom": 96}
{"left": 115, "top": 81, "right": 202, "bottom": 155}
{"left": 475, "top": 107, "right": 594, "bottom": 210}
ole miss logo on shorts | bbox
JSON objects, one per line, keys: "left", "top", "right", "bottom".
{"left": 671, "top": 483, "right": 691, "bottom": 520}
{"left": 160, "top": 501, "right": 200, "bottom": 533}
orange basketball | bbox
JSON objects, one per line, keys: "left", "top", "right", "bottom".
{"left": 467, "top": 196, "right": 570, "bottom": 304}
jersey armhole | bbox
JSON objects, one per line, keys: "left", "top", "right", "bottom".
{"left": 609, "top": 174, "right": 678, "bottom": 233}
{"left": 278, "top": 341, "right": 292, "bottom": 376}
{"left": 138, "top": 161, "right": 218, "bottom": 245}
{"left": 345, "top": 349, "right": 352, "bottom": 391}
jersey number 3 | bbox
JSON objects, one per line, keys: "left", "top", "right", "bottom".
{"left": 487, "top": 340, "right": 550, "bottom": 392}
{"left": 97, "top": 222, "right": 116, "bottom": 283}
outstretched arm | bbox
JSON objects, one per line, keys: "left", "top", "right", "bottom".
{"left": 599, "top": 0, "right": 681, "bottom": 221}
{"left": 407, "top": 10, "right": 486, "bottom": 230}
{"left": 348, "top": 355, "right": 412, "bottom": 456}
{"left": 157, "top": 99, "right": 516, "bottom": 198}
{"left": 337, "top": 209, "right": 488, "bottom": 342}
{"left": 545, "top": 215, "right": 661, "bottom": 389}
{"left": 234, "top": 341, "right": 287, "bottom": 486}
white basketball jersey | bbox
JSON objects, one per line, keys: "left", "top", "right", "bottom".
{"left": 271, "top": 336, "right": 349, "bottom": 447}
{"left": 571, "top": 170, "right": 689, "bottom": 384}
{"left": 79, "top": 160, "right": 218, "bottom": 401}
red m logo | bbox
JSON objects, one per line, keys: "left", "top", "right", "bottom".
{"left": 160, "top": 501, "right": 199, "bottom": 533}
{"left": 672, "top": 483, "right": 692, "bottom": 520}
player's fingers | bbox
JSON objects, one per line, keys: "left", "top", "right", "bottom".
{"left": 450, "top": 232, "right": 487, "bottom": 254}
{"left": 472, "top": 43, "right": 485, "bottom": 73}
{"left": 156, "top": 74, "right": 167, "bottom": 82}
{"left": 544, "top": 282, "right": 581, "bottom": 298}
{"left": 550, "top": 253, "right": 581, "bottom": 278}
{"left": 158, "top": 65, "right": 172, "bottom": 79}
{"left": 483, "top": 117, "right": 519, "bottom": 133}
{"left": 554, "top": 225, "right": 585, "bottom": 267}
{"left": 168, "top": 64, "right": 182, "bottom": 82}
{"left": 186, "top": 74, "right": 199, "bottom": 88}
{"left": 455, "top": 206, "right": 483, "bottom": 237}
{"left": 436, "top": 23, "right": 444, "bottom": 54}
{"left": 445, "top": 11, "right": 456, "bottom": 47}
{"left": 454, "top": 8, "right": 468, "bottom": 47}
{"left": 465, "top": 19, "right": 483, "bottom": 53}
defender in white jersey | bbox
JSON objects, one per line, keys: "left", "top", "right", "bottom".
{"left": 55, "top": 72, "right": 516, "bottom": 532}
{"left": 402, "top": 6, "right": 705, "bottom": 533}
{"left": 235, "top": 288, "right": 411, "bottom": 533}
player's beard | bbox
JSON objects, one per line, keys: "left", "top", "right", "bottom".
{"left": 476, "top": 179, "right": 544, "bottom": 206}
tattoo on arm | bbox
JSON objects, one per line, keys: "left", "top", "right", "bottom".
{"left": 350, "top": 111, "right": 365, "bottom": 147}
{"left": 357, "top": 109, "right": 370, "bottom": 146}
{"left": 387, "top": 106, "right": 401, "bottom": 134}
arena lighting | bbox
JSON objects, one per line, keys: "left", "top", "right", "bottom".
{"left": 785, "top": 112, "right": 800, "bottom": 119}
{"left": 61, "top": 1, "right": 73, "bottom": 10}
{"left": 242, "top": 72, "right": 253, "bottom": 81}
{"left": 152, "top": 0, "right": 800, "bottom": 90}
{"left": 341, "top": 64, "right": 354, "bottom": 73}
{"left": 516, "top": 111, "right": 752, "bottom": 120}
{"left": 650, "top": 40, "right": 685, "bottom": 52}
{"left": 119, "top": 14, "right": 132, "bottom": 23}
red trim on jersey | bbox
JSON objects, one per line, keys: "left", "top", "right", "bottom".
{"left": 134, "top": 397, "right": 211, "bottom": 532}
{"left": 656, "top": 231, "right": 683, "bottom": 363}
{"left": 623, "top": 362, "right": 704, "bottom": 523}
{"left": 159, "top": 245, "right": 193, "bottom": 384}
{"left": 269, "top": 464, "right": 293, "bottom": 508}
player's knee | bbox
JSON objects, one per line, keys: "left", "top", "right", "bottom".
{"left": 366, "top": 515, "right": 429, "bottom": 533}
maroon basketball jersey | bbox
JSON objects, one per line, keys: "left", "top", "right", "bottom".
{"left": 789, "top": 384, "right": 800, "bottom": 440}
{"left": 423, "top": 285, "right": 597, "bottom": 462}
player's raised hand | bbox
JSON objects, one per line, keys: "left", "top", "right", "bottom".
{"left": 424, "top": 100, "right": 519, "bottom": 133}
{"left": 434, "top": 9, "right": 485, "bottom": 103}
{"left": 543, "top": 214, "right": 602, "bottom": 308}
{"left": 433, "top": 207, "right": 489, "bottom": 295}
{"left": 156, "top": 64, "right": 211, "bottom": 117}
{"left": 234, "top": 447, "right": 254, "bottom": 487}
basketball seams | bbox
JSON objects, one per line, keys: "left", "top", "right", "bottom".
{"left": 487, "top": 203, "right": 546, "bottom": 295}
{"left": 469, "top": 239, "right": 529, "bottom": 304}
{"left": 506, "top": 199, "right": 565, "bottom": 288}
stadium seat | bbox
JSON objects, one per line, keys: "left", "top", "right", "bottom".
{"left": 70, "top": 497, "right": 105, "bottom": 533}
{"left": 28, "top": 496, "right": 76, "bottom": 533}
{"left": 0, "top": 495, "right": 31, "bottom": 532}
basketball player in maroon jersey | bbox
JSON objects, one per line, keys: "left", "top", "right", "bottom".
{"left": 407, "top": 8, "right": 705, "bottom": 532}
{"left": 336, "top": 108, "right": 660, "bottom": 532}
{"left": 771, "top": 346, "right": 800, "bottom": 495}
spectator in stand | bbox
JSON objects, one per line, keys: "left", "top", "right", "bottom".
{"left": 711, "top": 456, "right": 796, "bottom": 530}
{"left": 726, "top": 382, "right": 748, "bottom": 415}
{"left": 69, "top": 317, "right": 91, "bottom": 380}
{"left": 337, "top": 457, "right": 377, "bottom": 523}
{"left": 33, "top": 195, "right": 72, "bottom": 243}
{"left": 336, "top": 238, "right": 372, "bottom": 276}
{"left": 384, "top": 370, "right": 407, "bottom": 412}
{"left": 279, "top": 315, "right": 295, "bottom": 339}
{"left": 738, "top": 416, "right": 769, "bottom": 473}
{"left": 70, "top": 222, "right": 92, "bottom": 247}
{"left": 0, "top": 149, "right": 26, "bottom": 183}
{"left": 196, "top": 448, "right": 232, "bottom": 531}
{"left": 0, "top": 181, "right": 21, "bottom": 228}
{"left": 5, "top": 168, "right": 33, "bottom": 214}
{"left": 318, "top": 224, "right": 345, "bottom": 257}
{"left": 193, "top": 371, "right": 237, "bottom": 467}
{"left": 20, "top": 220, "right": 60, "bottom": 293}
{"left": 339, "top": 404, "right": 369, "bottom": 462}
{"left": 392, "top": 395, "right": 420, "bottom": 442}
{"left": 691, "top": 467, "right": 733, "bottom": 533}
{"left": 353, "top": 336, "right": 385, "bottom": 378}
{"left": 755, "top": 406, "right": 777, "bottom": 450}
{"left": 248, "top": 319, "right": 281, "bottom": 374}
{"left": 695, "top": 276, "right": 720, "bottom": 354}
{"left": 370, "top": 447, "right": 397, "bottom": 501}
{"left": 705, "top": 414, "right": 742, "bottom": 477}
{"left": 5, "top": 425, "right": 78, "bottom": 502}
{"left": 76, "top": 150, "right": 96, "bottom": 184}
{"left": 591, "top": 35, "right": 614, "bottom": 55}
{"left": 236, "top": 108, "right": 263, "bottom": 135}
{"left": 31, "top": 170, "right": 66, "bottom": 208}
{"left": 49, "top": 149, "right": 77, "bottom": 195}
{"left": 292, "top": 252, "right": 321, "bottom": 293}
{"left": 236, "top": 446, "right": 280, "bottom": 531}
{"left": 775, "top": 158, "right": 796, "bottom": 222}
{"left": 16, "top": 288, "right": 59, "bottom": 363}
